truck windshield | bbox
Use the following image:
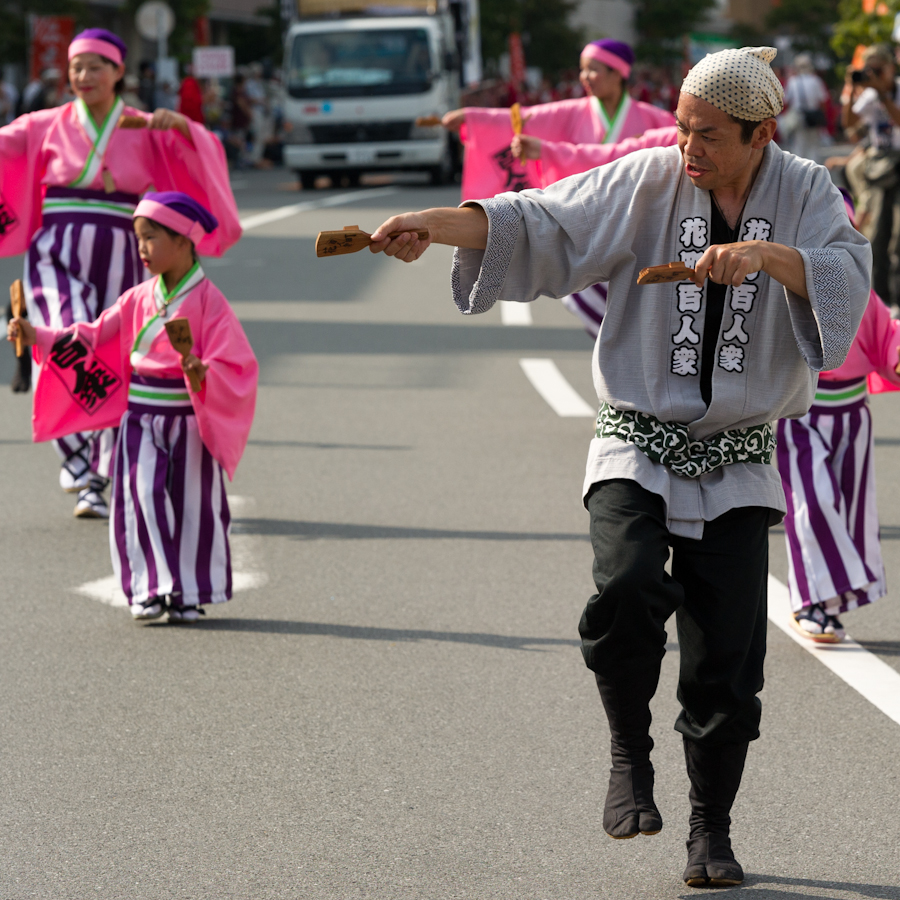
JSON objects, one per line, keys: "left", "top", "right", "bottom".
{"left": 288, "top": 28, "right": 433, "bottom": 98}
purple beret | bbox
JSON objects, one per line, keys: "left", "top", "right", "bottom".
{"left": 134, "top": 191, "right": 219, "bottom": 245}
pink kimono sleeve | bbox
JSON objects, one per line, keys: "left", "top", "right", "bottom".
{"left": 858, "top": 289, "right": 900, "bottom": 393}
{"left": 190, "top": 284, "right": 258, "bottom": 480}
{"left": 30, "top": 299, "right": 131, "bottom": 442}
{"left": 539, "top": 125, "right": 679, "bottom": 184}
{"left": 145, "top": 121, "right": 242, "bottom": 257}
{"left": 0, "top": 110, "right": 58, "bottom": 258}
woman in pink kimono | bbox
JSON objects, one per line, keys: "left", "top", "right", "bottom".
{"left": 0, "top": 29, "right": 241, "bottom": 518}
{"left": 443, "top": 40, "right": 673, "bottom": 336}
{"left": 8, "top": 192, "right": 256, "bottom": 623}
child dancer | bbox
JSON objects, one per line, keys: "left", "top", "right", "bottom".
{"left": 0, "top": 28, "right": 240, "bottom": 518}
{"left": 8, "top": 192, "right": 257, "bottom": 622}
{"left": 777, "top": 192, "right": 900, "bottom": 642}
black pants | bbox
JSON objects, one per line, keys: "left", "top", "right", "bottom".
{"left": 579, "top": 479, "right": 769, "bottom": 745}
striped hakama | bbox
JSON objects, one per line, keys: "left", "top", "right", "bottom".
{"left": 776, "top": 377, "right": 886, "bottom": 615}
{"left": 562, "top": 282, "right": 608, "bottom": 339}
{"left": 111, "top": 375, "right": 232, "bottom": 607}
{"left": 25, "top": 186, "right": 144, "bottom": 480}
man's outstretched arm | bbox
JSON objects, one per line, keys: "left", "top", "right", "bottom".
{"left": 369, "top": 205, "right": 489, "bottom": 262}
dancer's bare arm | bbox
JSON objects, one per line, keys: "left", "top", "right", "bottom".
{"left": 369, "top": 206, "right": 489, "bottom": 263}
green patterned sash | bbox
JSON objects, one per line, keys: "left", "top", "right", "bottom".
{"left": 595, "top": 403, "right": 775, "bottom": 479}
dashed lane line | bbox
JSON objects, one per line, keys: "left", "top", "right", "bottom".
{"left": 519, "top": 358, "right": 596, "bottom": 418}
{"left": 238, "top": 186, "right": 399, "bottom": 232}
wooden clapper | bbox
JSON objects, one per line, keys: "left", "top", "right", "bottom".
{"left": 510, "top": 102, "right": 526, "bottom": 163}
{"left": 315, "top": 225, "right": 430, "bottom": 258}
{"left": 164, "top": 318, "right": 202, "bottom": 392}
{"left": 9, "top": 279, "right": 25, "bottom": 357}
{"left": 636, "top": 262, "right": 698, "bottom": 285}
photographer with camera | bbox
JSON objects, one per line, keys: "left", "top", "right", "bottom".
{"left": 843, "top": 44, "right": 900, "bottom": 308}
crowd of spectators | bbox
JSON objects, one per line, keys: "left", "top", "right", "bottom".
{"left": 1, "top": 58, "right": 286, "bottom": 170}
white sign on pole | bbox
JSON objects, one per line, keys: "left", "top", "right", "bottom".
{"left": 135, "top": 1, "right": 175, "bottom": 40}
{"left": 192, "top": 46, "right": 235, "bottom": 79}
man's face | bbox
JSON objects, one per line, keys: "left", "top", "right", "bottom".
{"left": 676, "top": 93, "right": 764, "bottom": 192}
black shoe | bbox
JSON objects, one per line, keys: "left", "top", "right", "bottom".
{"left": 595, "top": 673, "right": 663, "bottom": 839}
{"left": 682, "top": 738, "right": 748, "bottom": 888}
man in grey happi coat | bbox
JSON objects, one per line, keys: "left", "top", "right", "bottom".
{"left": 368, "top": 47, "right": 871, "bottom": 887}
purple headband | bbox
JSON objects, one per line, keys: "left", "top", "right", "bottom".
{"left": 69, "top": 29, "right": 128, "bottom": 66}
{"left": 581, "top": 39, "right": 634, "bottom": 79}
{"left": 134, "top": 191, "right": 218, "bottom": 245}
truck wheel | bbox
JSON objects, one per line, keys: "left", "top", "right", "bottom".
{"left": 345, "top": 171, "right": 362, "bottom": 188}
{"left": 297, "top": 171, "right": 317, "bottom": 191}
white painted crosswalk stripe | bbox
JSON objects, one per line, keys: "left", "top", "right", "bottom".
{"left": 73, "top": 495, "right": 267, "bottom": 609}
{"left": 519, "top": 358, "right": 596, "bottom": 417}
{"left": 768, "top": 575, "right": 900, "bottom": 726}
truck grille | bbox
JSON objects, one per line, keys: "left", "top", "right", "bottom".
{"left": 309, "top": 121, "right": 414, "bottom": 144}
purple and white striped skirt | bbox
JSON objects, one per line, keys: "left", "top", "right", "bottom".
{"left": 776, "top": 377, "right": 886, "bottom": 615}
{"left": 562, "top": 282, "right": 608, "bottom": 340}
{"left": 111, "top": 375, "right": 233, "bottom": 607}
{"left": 26, "top": 186, "right": 145, "bottom": 479}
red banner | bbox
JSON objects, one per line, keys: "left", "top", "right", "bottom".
{"left": 30, "top": 15, "right": 75, "bottom": 88}
{"left": 509, "top": 32, "right": 526, "bottom": 88}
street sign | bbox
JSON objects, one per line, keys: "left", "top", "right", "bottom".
{"left": 192, "top": 46, "right": 235, "bottom": 79}
{"left": 135, "top": 1, "right": 175, "bottom": 41}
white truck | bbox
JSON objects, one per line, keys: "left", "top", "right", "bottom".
{"left": 282, "top": 0, "right": 477, "bottom": 188}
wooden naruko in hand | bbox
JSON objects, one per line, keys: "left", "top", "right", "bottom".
{"left": 315, "top": 225, "right": 430, "bottom": 257}
{"left": 118, "top": 114, "right": 147, "bottom": 129}
{"left": 636, "top": 262, "right": 698, "bottom": 285}
{"left": 510, "top": 102, "right": 526, "bottom": 163}
{"left": 9, "top": 279, "right": 25, "bottom": 358}
{"left": 164, "top": 318, "right": 202, "bottom": 392}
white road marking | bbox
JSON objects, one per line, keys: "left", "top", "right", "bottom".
{"left": 519, "top": 359, "right": 596, "bottom": 418}
{"left": 767, "top": 575, "right": 900, "bottom": 726}
{"left": 73, "top": 495, "right": 268, "bottom": 609}
{"left": 239, "top": 187, "right": 399, "bottom": 232}
{"left": 501, "top": 301, "right": 533, "bottom": 326}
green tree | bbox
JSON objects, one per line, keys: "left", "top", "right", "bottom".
{"left": 766, "top": 0, "right": 837, "bottom": 63}
{"left": 479, "top": 0, "right": 585, "bottom": 79}
{"left": 629, "top": 0, "right": 717, "bottom": 66}
{"left": 225, "top": 2, "right": 284, "bottom": 66}
{"left": 832, "top": 0, "right": 898, "bottom": 63}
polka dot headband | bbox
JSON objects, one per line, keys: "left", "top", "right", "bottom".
{"left": 681, "top": 46, "right": 784, "bottom": 122}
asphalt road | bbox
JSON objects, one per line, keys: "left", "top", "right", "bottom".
{"left": 1, "top": 170, "right": 898, "bottom": 899}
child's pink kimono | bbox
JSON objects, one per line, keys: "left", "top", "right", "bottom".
{"left": 30, "top": 266, "right": 257, "bottom": 610}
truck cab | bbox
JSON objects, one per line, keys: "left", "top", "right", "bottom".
{"left": 283, "top": 6, "right": 462, "bottom": 188}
